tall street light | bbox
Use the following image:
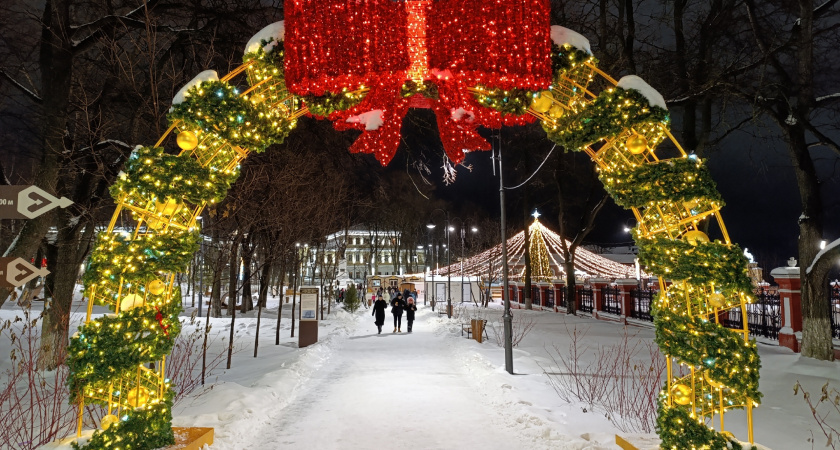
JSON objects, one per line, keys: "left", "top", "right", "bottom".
{"left": 494, "top": 137, "right": 514, "bottom": 374}
{"left": 427, "top": 209, "right": 452, "bottom": 318}
{"left": 449, "top": 218, "right": 478, "bottom": 304}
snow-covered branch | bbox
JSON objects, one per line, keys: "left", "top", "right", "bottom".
{"left": 0, "top": 69, "right": 42, "bottom": 103}
{"left": 815, "top": 0, "right": 840, "bottom": 18}
{"left": 806, "top": 237, "right": 840, "bottom": 275}
{"left": 802, "top": 121, "right": 840, "bottom": 155}
{"left": 816, "top": 92, "right": 840, "bottom": 106}
{"left": 75, "top": 139, "right": 133, "bottom": 154}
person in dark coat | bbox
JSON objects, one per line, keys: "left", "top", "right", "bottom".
{"left": 405, "top": 297, "right": 417, "bottom": 333}
{"left": 390, "top": 293, "right": 407, "bottom": 333}
{"left": 372, "top": 296, "right": 388, "bottom": 334}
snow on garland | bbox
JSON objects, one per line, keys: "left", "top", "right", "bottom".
{"left": 245, "top": 21, "right": 285, "bottom": 55}
{"left": 346, "top": 110, "right": 384, "bottom": 131}
{"left": 172, "top": 70, "right": 219, "bottom": 106}
{"left": 550, "top": 26, "right": 592, "bottom": 55}
{"left": 617, "top": 75, "right": 668, "bottom": 110}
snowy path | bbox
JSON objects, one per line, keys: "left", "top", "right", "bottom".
{"left": 243, "top": 308, "right": 524, "bottom": 450}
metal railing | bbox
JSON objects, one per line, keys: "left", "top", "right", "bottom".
{"left": 630, "top": 288, "right": 655, "bottom": 322}
{"left": 545, "top": 288, "right": 555, "bottom": 309}
{"left": 600, "top": 286, "right": 622, "bottom": 315}
{"left": 578, "top": 287, "right": 594, "bottom": 313}
{"left": 721, "top": 288, "right": 781, "bottom": 339}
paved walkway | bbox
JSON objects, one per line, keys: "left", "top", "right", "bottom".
{"left": 258, "top": 308, "right": 523, "bottom": 449}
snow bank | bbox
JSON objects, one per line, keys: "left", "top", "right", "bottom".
{"left": 172, "top": 70, "right": 219, "bottom": 105}
{"left": 245, "top": 21, "right": 285, "bottom": 55}
{"left": 550, "top": 25, "right": 592, "bottom": 55}
{"left": 617, "top": 75, "right": 668, "bottom": 110}
{"left": 346, "top": 110, "right": 384, "bottom": 130}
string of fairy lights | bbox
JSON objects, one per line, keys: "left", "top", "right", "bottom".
{"left": 431, "top": 219, "right": 635, "bottom": 280}
{"left": 67, "top": 1, "right": 760, "bottom": 449}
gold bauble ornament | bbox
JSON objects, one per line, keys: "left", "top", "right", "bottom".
{"left": 100, "top": 414, "right": 119, "bottom": 430}
{"left": 155, "top": 197, "right": 181, "bottom": 216}
{"left": 704, "top": 372, "right": 724, "bottom": 389}
{"left": 176, "top": 130, "right": 199, "bottom": 150}
{"left": 672, "top": 383, "right": 692, "bottom": 405}
{"left": 120, "top": 294, "right": 144, "bottom": 311}
{"left": 683, "top": 230, "right": 710, "bottom": 246}
{"left": 708, "top": 292, "right": 726, "bottom": 308}
{"left": 147, "top": 280, "right": 166, "bottom": 296}
{"left": 530, "top": 91, "right": 554, "bottom": 113}
{"left": 625, "top": 134, "right": 648, "bottom": 155}
{"left": 548, "top": 104, "right": 565, "bottom": 119}
{"left": 683, "top": 199, "right": 699, "bottom": 210}
{"left": 145, "top": 217, "right": 164, "bottom": 230}
{"left": 126, "top": 387, "right": 150, "bottom": 407}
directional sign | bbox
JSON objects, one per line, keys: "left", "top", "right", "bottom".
{"left": 0, "top": 185, "right": 74, "bottom": 220}
{"left": 0, "top": 257, "right": 50, "bottom": 288}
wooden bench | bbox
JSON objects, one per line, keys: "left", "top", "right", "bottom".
{"left": 461, "top": 319, "right": 489, "bottom": 341}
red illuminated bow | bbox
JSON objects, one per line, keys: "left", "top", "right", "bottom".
{"left": 285, "top": 0, "right": 552, "bottom": 166}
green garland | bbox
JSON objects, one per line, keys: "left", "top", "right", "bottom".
{"left": 82, "top": 230, "right": 199, "bottom": 302}
{"left": 110, "top": 146, "right": 239, "bottom": 205}
{"left": 600, "top": 157, "right": 724, "bottom": 209}
{"left": 73, "top": 390, "right": 175, "bottom": 450}
{"left": 654, "top": 307, "right": 761, "bottom": 400}
{"left": 472, "top": 86, "right": 535, "bottom": 116}
{"left": 656, "top": 397, "right": 754, "bottom": 450}
{"left": 544, "top": 87, "right": 670, "bottom": 151}
{"left": 67, "top": 289, "right": 182, "bottom": 398}
{"left": 168, "top": 80, "right": 291, "bottom": 151}
{"left": 243, "top": 39, "right": 285, "bottom": 76}
{"left": 303, "top": 91, "right": 365, "bottom": 117}
{"left": 551, "top": 43, "right": 596, "bottom": 75}
{"left": 400, "top": 79, "right": 439, "bottom": 100}
{"left": 637, "top": 237, "right": 754, "bottom": 297}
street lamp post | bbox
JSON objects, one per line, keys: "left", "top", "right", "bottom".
{"left": 496, "top": 141, "right": 514, "bottom": 374}
{"left": 427, "top": 209, "right": 453, "bottom": 318}
{"left": 463, "top": 226, "right": 479, "bottom": 303}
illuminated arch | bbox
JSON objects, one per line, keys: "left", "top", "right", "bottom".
{"left": 68, "top": 3, "right": 759, "bottom": 449}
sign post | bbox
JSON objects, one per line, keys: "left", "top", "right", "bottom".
{"left": 0, "top": 257, "right": 50, "bottom": 288}
{"left": 0, "top": 185, "right": 74, "bottom": 220}
{"left": 298, "top": 286, "right": 319, "bottom": 348}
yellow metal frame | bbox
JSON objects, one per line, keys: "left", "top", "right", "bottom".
{"left": 76, "top": 62, "right": 308, "bottom": 437}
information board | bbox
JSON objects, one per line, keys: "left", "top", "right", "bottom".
{"left": 300, "top": 287, "right": 319, "bottom": 321}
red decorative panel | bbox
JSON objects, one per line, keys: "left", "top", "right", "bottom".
{"left": 427, "top": 0, "right": 552, "bottom": 90}
{"left": 285, "top": 0, "right": 411, "bottom": 95}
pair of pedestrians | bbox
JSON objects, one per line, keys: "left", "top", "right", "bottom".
{"left": 372, "top": 293, "right": 417, "bottom": 334}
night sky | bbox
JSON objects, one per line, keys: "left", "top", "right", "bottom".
{"left": 385, "top": 108, "right": 840, "bottom": 276}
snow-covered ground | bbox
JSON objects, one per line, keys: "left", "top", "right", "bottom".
{"left": 3, "top": 290, "right": 837, "bottom": 450}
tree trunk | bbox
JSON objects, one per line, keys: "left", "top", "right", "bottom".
{"left": 37, "top": 226, "right": 82, "bottom": 370}
{"left": 523, "top": 194, "right": 532, "bottom": 310}
{"left": 241, "top": 245, "right": 253, "bottom": 313}
{"left": 275, "top": 252, "right": 288, "bottom": 345}
{"left": 565, "top": 260, "right": 577, "bottom": 315}
{"left": 784, "top": 122, "right": 833, "bottom": 360}
{"left": 0, "top": 0, "right": 73, "bottom": 309}
{"left": 228, "top": 238, "right": 240, "bottom": 315}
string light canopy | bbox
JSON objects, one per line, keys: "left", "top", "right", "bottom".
{"left": 432, "top": 216, "right": 638, "bottom": 281}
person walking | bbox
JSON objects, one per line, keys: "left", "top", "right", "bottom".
{"left": 405, "top": 297, "right": 417, "bottom": 333}
{"left": 372, "top": 295, "right": 388, "bottom": 334}
{"left": 390, "top": 292, "right": 406, "bottom": 333}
